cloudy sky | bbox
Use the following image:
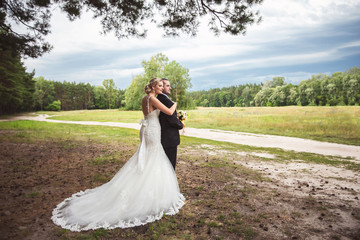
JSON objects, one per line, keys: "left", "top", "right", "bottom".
{"left": 23, "top": 0, "right": 360, "bottom": 91}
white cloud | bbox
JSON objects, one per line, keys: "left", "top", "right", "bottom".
{"left": 23, "top": 0, "right": 360, "bottom": 90}
{"left": 191, "top": 40, "right": 360, "bottom": 75}
{"left": 67, "top": 67, "right": 143, "bottom": 84}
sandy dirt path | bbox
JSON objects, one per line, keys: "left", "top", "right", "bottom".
{"left": 2, "top": 113, "right": 360, "bottom": 160}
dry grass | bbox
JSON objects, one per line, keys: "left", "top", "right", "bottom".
{"left": 185, "top": 106, "right": 360, "bottom": 145}
{"left": 38, "top": 106, "right": 360, "bottom": 145}
{"left": 40, "top": 109, "right": 143, "bottom": 123}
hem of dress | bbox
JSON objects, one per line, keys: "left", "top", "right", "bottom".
{"left": 51, "top": 190, "right": 186, "bottom": 232}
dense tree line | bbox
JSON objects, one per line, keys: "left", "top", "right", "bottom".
{"left": 33, "top": 77, "right": 125, "bottom": 111}
{"left": 189, "top": 67, "right": 360, "bottom": 107}
{"left": 189, "top": 84, "right": 262, "bottom": 107}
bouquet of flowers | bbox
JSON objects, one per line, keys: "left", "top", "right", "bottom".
{"left": 177, "top": 110, "right": 187, "bottom": 134}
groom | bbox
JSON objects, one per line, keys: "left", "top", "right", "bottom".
{"left": 157, "top": 78, "right": 184, "bottom": 170}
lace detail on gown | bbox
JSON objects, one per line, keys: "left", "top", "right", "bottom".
{"left": 51, "top": 109, "right": 185, "bottom": 232}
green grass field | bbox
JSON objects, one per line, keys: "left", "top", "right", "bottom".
{"left": 40, "top": 106, "right": 360, "bottom": 145}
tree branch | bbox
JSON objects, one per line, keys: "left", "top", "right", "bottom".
{"left": 4, "top": 0, "right": 49, "bottom": 34}
{"left": 199, "top": 0, "right": 228, "bottom": 28}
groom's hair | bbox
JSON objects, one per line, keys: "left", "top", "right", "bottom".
{"left": 161, "top": 78, "right": 168, "bottom": 81}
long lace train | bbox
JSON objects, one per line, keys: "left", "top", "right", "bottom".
{"left": 52, "top": 189, "right": 185, "bottom": 231}
{"left": 51, "top": 109, "right": 185, "bottom": 231}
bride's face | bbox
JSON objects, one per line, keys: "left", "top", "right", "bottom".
{"left": 153, "top": 82, "right": 164, "bottom": 95}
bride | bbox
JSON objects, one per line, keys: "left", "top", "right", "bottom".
{"left": 51, "top": 78, "right": 185, "bottom": 232}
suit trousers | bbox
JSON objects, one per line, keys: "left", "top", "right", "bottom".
{"left": 163, "top": 146, "right": 177, "bottom": 170}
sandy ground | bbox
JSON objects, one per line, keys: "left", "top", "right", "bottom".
{"left": 186, "top": 143, "right": 360, "bottom": 239}
{"left": 2, "top": 113, "right": 360, "bottom": 160}
{"left": 195, "top": 142, "right": 360, "bottom": 206}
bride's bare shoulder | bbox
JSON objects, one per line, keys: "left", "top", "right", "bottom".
{"left": 145, "top": 95, "right": 159, "bottom": 103}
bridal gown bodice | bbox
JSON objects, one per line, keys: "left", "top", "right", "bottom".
{"left": 51, "top": 108, "right": 185, "bottom": 232}
{"left": 142, "top": 109, "right": 161, "bottom": 145}
{"left": 137, "top": 109, "right": 162, "bottom": 171}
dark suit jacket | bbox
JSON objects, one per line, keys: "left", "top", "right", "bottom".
{"left": 157, "top": 94, "right": 183, "bottom": 148}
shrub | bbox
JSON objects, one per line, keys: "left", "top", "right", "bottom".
{"left": 45, "top": 100, "right": 61, "bottom": 111}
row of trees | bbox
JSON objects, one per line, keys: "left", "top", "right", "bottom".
{"left": 189, "top": 84, "right": 262, "bottom": 107}
{"left": 189, "top": 67, "right": 360, "bottom": 107}
{"left": 33, "top": 77, "right": 125, "bottom": 111}
{"left": 1, "top": 46, "right": 358, "bottom": 115}
{"left": 31, "top": 53, "right": 193, "bottom": 112}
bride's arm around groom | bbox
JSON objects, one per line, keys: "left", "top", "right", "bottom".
{"left": 157, "top": 78, "right": 183, "bottom": 170}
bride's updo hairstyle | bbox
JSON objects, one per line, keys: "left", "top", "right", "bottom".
{"left": 145, "top": 77, "right": 162, "bottom": 94}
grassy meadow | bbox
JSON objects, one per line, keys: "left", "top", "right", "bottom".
{"left": 1, "top": 115, "right": 360, "bottom": 239}
{"left": 1, "top": 120, "right": 357, "bottom": 170}
{"left": 40, "top": 109, "right": 144, "bottom": 123}
{"left": 41, "top": 106, "right": 360, "bottom": 145}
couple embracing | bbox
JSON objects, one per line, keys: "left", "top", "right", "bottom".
{"left": 156, "top": 78, "right": 183, "bottom": 170}
{"left": 52, "top": 77, "right": 185, "bottom": 231}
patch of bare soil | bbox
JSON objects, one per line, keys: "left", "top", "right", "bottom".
{"left": 182, "top": 147, "right": 360, "bottom": 240}
{"left": 0, "top": 139, "right": 135, "bottom": 240}
{"left": 1, "top": 135, "right": 360, "bottom": 239}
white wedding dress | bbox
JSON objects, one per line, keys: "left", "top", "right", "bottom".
{"left": 51, "top": 103, "right": 185, "bottom": 232}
